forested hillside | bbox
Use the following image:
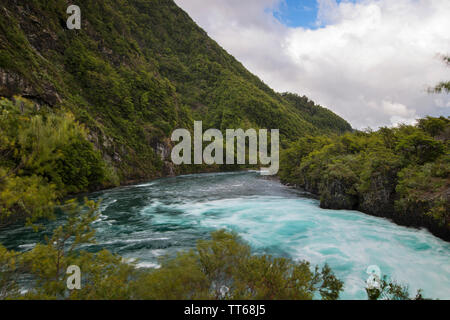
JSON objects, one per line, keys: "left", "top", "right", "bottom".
{"left": 280, "top": 116, "right": 450, "bottom": 240}
{"left": 0, "top": 0, "right": 351, "bottom": 184}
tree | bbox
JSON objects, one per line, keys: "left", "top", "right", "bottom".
{"left": 133, "top": 230, "right": 344, "bottom": 300}
{"left": 395, "top": 129, "right": 444, "bottom": 164}
{"left": 417, "top": 116, "right": 449, "bottom": 137}
{"left": 0, "top": 199, "right": 136, "bottom": 300}
{"left": 431, "top": 55, "right": 450, "bottom": 94}
{"left": 0, "top": 97, "right": 113, "bottom": 228}
{"left": 0, "top": 245, "right": 20, "bottom": 299}
{"left": 366, "top": 275, "right": 425, "bottom": 300}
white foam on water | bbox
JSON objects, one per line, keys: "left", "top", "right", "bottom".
{"left": 18, "top": 243, "right": 36, "bottom": 250}
{"left": 136, "top": 262, "right": 161, "bottom": 269}
{"left": 148, "top": 196, "right": 450, "bottom": 299}
{"left": 135, "top": 182, "right": 156, "bottom": 188}
{"left": 99, "top": 237, "right": 170, "bottom": 246}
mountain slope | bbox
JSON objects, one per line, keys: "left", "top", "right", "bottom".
{"left": 0, "top": 0, "right": 351, "bottom": 182}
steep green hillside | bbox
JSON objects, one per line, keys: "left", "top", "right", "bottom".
{"left": 0, "top": 0, "right": 351, "bottom": 182}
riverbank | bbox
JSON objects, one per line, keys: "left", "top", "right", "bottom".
{"left": 283, "top": 180, "right": 449, "bottom": 240}
{"left": 278, "top": 119, "right": 449, "bottom": 242}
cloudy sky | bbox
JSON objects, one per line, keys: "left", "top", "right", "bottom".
{"left": 175, "top": 0, "right": 450, "bottom": 129}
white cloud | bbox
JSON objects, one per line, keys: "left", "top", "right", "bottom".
{"left": 317, "top": 0, "right": 340, "bottom": 25}
{"left": 381, "top": 101, "right": 415, "bottom": 118}
{"left": 175, "top": 0, "right": 450, "bottom": 129}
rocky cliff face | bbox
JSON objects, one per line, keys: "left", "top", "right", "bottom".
{"left": 154, "top": 140, "right": 175, "bottom": 177}
{"left": 319, "top": 178, "right": 358, "bottom": 210}
{"left": 0, "top": 68, "right": 61, "bottom": 105}
{"left": 358, "top": 171, "right": 398, "bottom": 217}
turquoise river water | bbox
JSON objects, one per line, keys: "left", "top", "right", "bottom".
{"left": 1, "top": 171, "right": 449, "bottom": 299}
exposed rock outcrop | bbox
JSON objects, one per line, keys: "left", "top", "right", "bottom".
{"left": 319, "top": 179, "right": 358, "bottom": 210}
{"left": 358, "top": 172, "right": 397, "bottom": 217}
{"left": 0, "top": 68, "right": 62, "bottom": 106}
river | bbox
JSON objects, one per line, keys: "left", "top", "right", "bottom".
{"left": 1, "top": 171, "right": 449, "bottom": 299}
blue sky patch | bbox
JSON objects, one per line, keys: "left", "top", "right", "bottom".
{"left": 273, "top": 0, "right": 357, "bottom": 29}
{"left": 273, "top": 0, "right": 319, "bottom": 29}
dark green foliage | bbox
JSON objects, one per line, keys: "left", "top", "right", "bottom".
{"left": 0, "top": 97, "right": 116, "bottom": 227}
{"left": 395, "top": 128, "right": 445, "bottom": 164}
{"left": 280, "top": 117, "right": 450, "bottom": 240}
{"left": 281, "top": 92, "right": 352, "bottom": 134}
{"left": 418, "top": 116, "right": 449, "bottom": 137}
{"left": 53, "top": 139, "right": 107, "bottom": 193}
{"left": 396, "top": 157, "right": 449, "bottom": 228}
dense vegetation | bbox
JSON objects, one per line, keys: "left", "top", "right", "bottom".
{"left": 0, "top": 0, "right": 351, "bottom": 183}
{"left": 280, "top": 116, "right": 450, "bottom": 240}
{"left": 281, "top": 93, "right": 352, "bottom": 134}
{"left": 0, "top": 97, "right": 118, "bottom": 228}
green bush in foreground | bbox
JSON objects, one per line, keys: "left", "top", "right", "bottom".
{"left": 134, "top": 230, "right": 343, "bottom": 300}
